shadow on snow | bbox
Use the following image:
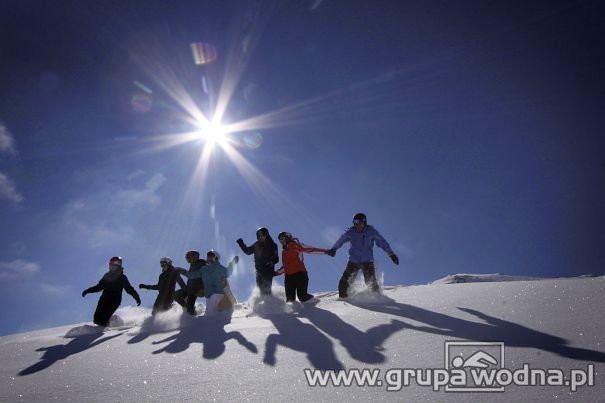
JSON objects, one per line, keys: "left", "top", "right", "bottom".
{"left": 347, "top": 297, "right": 605, "bottom": 362}
{"left": 18, "top": 325, "right": 125, "bottom": 376}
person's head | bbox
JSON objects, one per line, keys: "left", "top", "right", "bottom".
{"left": 277, "top": 231, "right": 293, "bottom": 246}
{"left": 185, "top": 250, "right": 200, "bottom": 263}
{"left": 352, "top": 212, "right": 367, "bottom": 232}
{"left": 160, "top": 257, "right": 172, "bottom": 271}
{"left": 109, "top": 256, "right": 123, "bottom": 269}
{"left": 206, "top": 249, "right": 220, "bottom": 263}
{"left": 256, "top": 227, "right": 270, "bottom": 242}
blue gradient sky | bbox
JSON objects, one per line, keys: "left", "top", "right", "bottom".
{"left": 0, "top": 0, "right": 603, "bottom": 335}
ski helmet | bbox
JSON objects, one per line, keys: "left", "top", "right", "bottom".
{"left": 206, "top": 249, "right": 220, "bottom": 260}
{"left": 186, "top": 250, "right": 200, "bottom": 260}
{"left": 160, "top": 257, "right": 172, "bottom": 265}
{"left": 353, "top": 212, "right": 367, "bottom": 225}
{"left": 256, "top": 227, "right": 269, "bottom": 238}
{"left": 109, "top": 256, "right": 123, "bottom": 266}
{"left": 277, "top": 231, "right": 292, "bottom": 242}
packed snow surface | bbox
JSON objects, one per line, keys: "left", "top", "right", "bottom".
{"left": 1, "top": 276, "right": 603, "bottom": 402}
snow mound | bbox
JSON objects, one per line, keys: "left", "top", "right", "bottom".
{"left": 431, "top": 273, "right": 544, "bottom": 285}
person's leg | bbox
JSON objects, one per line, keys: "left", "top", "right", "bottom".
{"left": 93, "top": 297, "right": 116, "bottom": 326}
{"left": 185, "top": 286, "right": 199, "bottom": 315}
{"left": 338, "top": 261, "right": 361, "bottom": 298}
{"left": 284, "top": 274, "right": 296, "bottom": 302}
{"left": 205, "top": 294, "right": 223, "bottom": 316}
{"left": 257, "top": 271, "right": 273, "bottom": 295}
{"left": 361, "top": 262, "right": 379, "bottom": 293}
{"left": 296, "top": 272, "right": 314, "bottom": 302}
{"left": 173, "top": 289, "right": 186, "bottom": 308}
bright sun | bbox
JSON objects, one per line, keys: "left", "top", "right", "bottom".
{"left": 199, "top": 120, "right": 228, "bottom": 148}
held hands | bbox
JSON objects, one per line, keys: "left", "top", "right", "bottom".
{"left": 139, "top": 284, "right": 147, "bottom": 290}
{"left": 390, "top": 254, "right": 399, "bottom": 265}
{"left": 326, "top": 249, "right": 336, "bottom": 257}
{"left": 274, "top": 267, "right": 285, "bottom": 276}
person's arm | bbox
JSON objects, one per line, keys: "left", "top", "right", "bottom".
{"left": 236, "top": 239, "right": 255, "bottom": 255}
{"left": 174, "top": 270, "right": 187, "bottom": 289}
{"left": 139, "top": 282, "right": 159, "bottom": 290}
{"left": 299, "top": 244, "right": 330, "bottom": 254}
{"left": 226, "top": 256, "right": 239, "bottom": 277}
{"left": 271, "top": 243, "right": 279, "bottom": 265}
{"left": 122, "top": 275, "right": 141, "bottom": 305}
{"left": 329, "top": 228, "right": 352, "bottom": 254}
{"left": 82, "top": 280, "right": 104, "bottom": 296}
{"left": 176, "top": 267, "right": 202, "bottom": 279}
{"left": 372, "top": 228, "right": 399, "bottom": 265}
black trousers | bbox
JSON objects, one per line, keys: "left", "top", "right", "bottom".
{"left": 93, "top": 295, "right": 121, "bottom": 326}
{"left": 256, "top": 270, "right": 274, "bottom": 295}
{"left": 174, "top": 284, "right": 203, "bottom": 314}
{"left": 338, "top": 261, "right": 379, "bottom": 298}
{"left": 284, "top": 271, "right": 313, "bottom": 302}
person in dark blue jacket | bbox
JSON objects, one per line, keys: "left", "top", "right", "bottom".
{"left": 236, "top": 227, "right": 279, "bottom": 295}
{"left": 173, "top": 250, "right": 206, "bottom": 315}
{"left": 327, "top": 213, "right": 399, "bottom": 298}
{"left": 82, "top": 256, "right": 141, "bottom": 326}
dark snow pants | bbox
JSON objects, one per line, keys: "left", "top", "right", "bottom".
{"left": 284, "top": 272, "right": 313, "bottom": 302}
{"left": 338, "top": 261, "right": 379, "bottom": 298}
{"left": 256, "top": 270, "right": 274, "bottom": 295}
{"left": 93, "top": 295, "right": 121, "bottom": 326}
{"left": 174, "top": 284, "right": 203, "bottom": 315}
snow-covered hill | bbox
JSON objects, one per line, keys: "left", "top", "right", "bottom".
{"left": 1, "top": 276, "right": 603, "bottom": 402}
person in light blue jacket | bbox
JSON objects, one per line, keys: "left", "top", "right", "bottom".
{"left": 327, "top": 213, "right": 399, "bottom": 298}
{"left": 178, "top": 250, "right": 239, "bottom": 315}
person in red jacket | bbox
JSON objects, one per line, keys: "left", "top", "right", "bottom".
{"left": 275, "top": 232, "right": 330, "bottom": 303}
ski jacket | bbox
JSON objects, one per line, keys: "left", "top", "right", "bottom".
{"left": 237, "top": 239, "right": 279, "bottom": 273}
{"left": 331, "top": 224, "right": 394, "bottom": 263}
{"left": 186, "top": 259, "right": 206, "bottom": 289}
{"left": 281, "top": 242, "right": 327, "bottom": 276}
{"left": 185, "top": 261, "right": 235, "bottom": 298}
{"left": 84, "top": 267, "right": 140, "bottom": 304}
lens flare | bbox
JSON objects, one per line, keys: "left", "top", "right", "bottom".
{"left": 191, "top": 42, "right": 218, "bottom": 65}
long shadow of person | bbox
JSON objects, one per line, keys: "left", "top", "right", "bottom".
{"left": 151, "top": 313, "right": 257, "bottom": 360}
{"left": 301, "top": 304, "right": 406, "bottom": 364}
{"left": 18, "top": 325, "right": 124, "bottom": 376}
{"left": 258, "top": 304, "right": 344, "bottom": 370}
{"left": 347, "top": 297, "right": 605, "bottom": 362}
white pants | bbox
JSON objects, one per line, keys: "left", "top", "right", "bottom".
{"left": 205, "top": 294, "right": 224, "bottom": 316}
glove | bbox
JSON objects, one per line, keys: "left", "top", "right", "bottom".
{"left": 81, "top": 290, "right": 88, "bottom": 297}
{"left": 136, "top": 299, "right": 141, "bottom": 306}
{"left": 232, "top": 256, "right": 239, "bottom": 264}
{"left": 326, "top": 249, "right": 336, "bottom": 257}
{"left": 390, "top": 254, "right": 399, "bottom": 265}
{"left": 236, "top": 238, "right": 244, "bottom": 245}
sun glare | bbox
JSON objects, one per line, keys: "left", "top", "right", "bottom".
{"left": 197, "top": 120, "right": 228, "bottom": 148}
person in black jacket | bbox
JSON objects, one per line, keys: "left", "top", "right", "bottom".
{"left": 237, "top": 227, "right": 279, "bottom": 296}
{"left": 82, "top": 256, "right": 141, "bottom": 327}
{"left": 173, "top": 250, "right": 206, "bottom": 315}
{"left": 139, "top": 257, "right": 187, "bottom": 315}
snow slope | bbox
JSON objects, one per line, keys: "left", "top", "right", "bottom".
{"left": 1, "top": 277, "right": 603, "bottom": 402}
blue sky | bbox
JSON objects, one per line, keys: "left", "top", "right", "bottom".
{"left": 0, "top": 0, "right": 603, "bottom": 336}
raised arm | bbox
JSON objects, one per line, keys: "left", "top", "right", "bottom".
{"left": 236, "top": 239, "right": 255, "bottom": 255}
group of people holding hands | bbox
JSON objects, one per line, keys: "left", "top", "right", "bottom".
{"left": 82, "top": 213, "right": 399, "bottom": 327}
